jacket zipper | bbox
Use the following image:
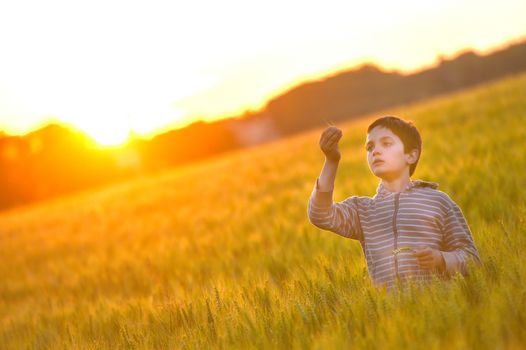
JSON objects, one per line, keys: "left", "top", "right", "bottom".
{"left": 393, "top": 192, "right": 401, "bottom": 282}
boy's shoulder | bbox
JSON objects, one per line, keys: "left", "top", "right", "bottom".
{"left": 341, "top": 179, "right": 459, "bottom": 209}
{"left": 411, "top": 180, "right": 459, "bottom": 209}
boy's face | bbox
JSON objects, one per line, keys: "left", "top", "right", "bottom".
{"left": 365, "top": 126, "right": 418, "bottom": 180}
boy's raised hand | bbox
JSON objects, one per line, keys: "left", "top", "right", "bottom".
{"left": 319, "top": 126, "right": 343, "bottom": 162}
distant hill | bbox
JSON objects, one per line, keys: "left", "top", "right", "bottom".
{"left": 1, "top": 39, "right": 525, "bottom": 210}
{"left": 139, "top": 39, "right": 526, "bottom": 168}
{"left": 240, "top": 39, "right": 526, "bottom": 136}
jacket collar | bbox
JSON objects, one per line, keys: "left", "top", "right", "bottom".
{"left": 375, "top": 179, "right": 439, "bottom": 199}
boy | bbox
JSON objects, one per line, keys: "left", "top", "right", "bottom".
{"left": 307, "top": 116, "right": 481, "bottom": 291}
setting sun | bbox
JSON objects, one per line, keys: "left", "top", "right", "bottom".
{"left": 81, "top": 122, "right": 132, "bottom": 147}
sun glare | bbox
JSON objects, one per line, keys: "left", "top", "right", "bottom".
{"left": 65, "top": 105, "right": 188, "bottom": 147}
{"left": 67, "top": 116, "right": 131, "bottom": 147}
{"left": 88, "top": 127, "right": 131, "bottom": 147}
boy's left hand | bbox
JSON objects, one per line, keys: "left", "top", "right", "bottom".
{"left": 412, "top": 245, "right": 445, "bottom": 271}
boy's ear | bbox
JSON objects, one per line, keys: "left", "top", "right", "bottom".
{"left": 407, "top": 148, "right": 419, "bottom": 164}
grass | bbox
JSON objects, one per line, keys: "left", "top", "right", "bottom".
{"left": 0, "top": 72, "right": 525, "bottom": 349}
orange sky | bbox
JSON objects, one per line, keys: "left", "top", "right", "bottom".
{"left": 0, "top": 0, "right": 525, "bottom": 145}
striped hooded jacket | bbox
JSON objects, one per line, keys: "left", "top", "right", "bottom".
{"left": 307, "top": 178, "right": 481, "bottom": 290}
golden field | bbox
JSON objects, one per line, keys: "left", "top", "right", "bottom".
{"left": 0, "top": 73, "right": 525, "bottom": 349}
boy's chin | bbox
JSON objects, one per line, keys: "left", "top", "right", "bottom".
{"left": 371, "top": 169, "right": 386, "bottom": 177}
{"left": 371, "top": 169, "right": 396, "bottom": 180}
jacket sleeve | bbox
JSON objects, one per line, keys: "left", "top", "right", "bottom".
{"left": 441, "top": 197, "right": 481, "bottom": 277}
{"left": 307, "top": 177, "right": 363, "bottom": 241}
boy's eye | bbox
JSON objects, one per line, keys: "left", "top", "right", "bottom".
{"left": 366, "top": 141, "right": 391, "bottom": 151}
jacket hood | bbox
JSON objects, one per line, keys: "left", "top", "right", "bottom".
{"left": 375, "top": 179, "right": 439, "bottom": 199}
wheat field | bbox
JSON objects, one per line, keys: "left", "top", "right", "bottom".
{"left": 0, "top": 73, "right": 525, "bottom": 349}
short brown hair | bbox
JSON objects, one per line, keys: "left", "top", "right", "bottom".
{"left": 367, "top": 116, "right": 422, "bottom": 176}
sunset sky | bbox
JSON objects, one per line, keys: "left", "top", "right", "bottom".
{"left": 0, "top": 0, "right": 525, "bottom": 145}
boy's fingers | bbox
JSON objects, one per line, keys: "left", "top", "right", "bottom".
{"left": 323, "top": 129, "right": 342, "bottom": 142}
{"left": 418, "top": 257, "right": 433, "bottom": 262}
{"left": 412, "top": 250, "right": 430, "bottom": 257}
{"left": 325, "top": 130, "right": 341, "bottom": 142}
{"left": 321, "top": 132, "right": 342, "bottom": 148}
{"left": 423, "top": 261, "right": 435, "bottom": 267}
{"left": 412, "top": 246, "right": 431, "bottom": 256}
{"left": 324, "top": 127, "right": 342, "bottom": 138}
{"left": 321, "top": 137, "right": 334, "bottom": 149}
{"left": 320, "top": 130, "right": 339, "bottom": 140}
{"left": 325, "top": 135, "right": 341, "bottom": 148}
{"left": 322, "top": 126, "right": 340, "bottom": 137}
{"left": 415, "top": 257, "right": 432, "bottom": 266}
